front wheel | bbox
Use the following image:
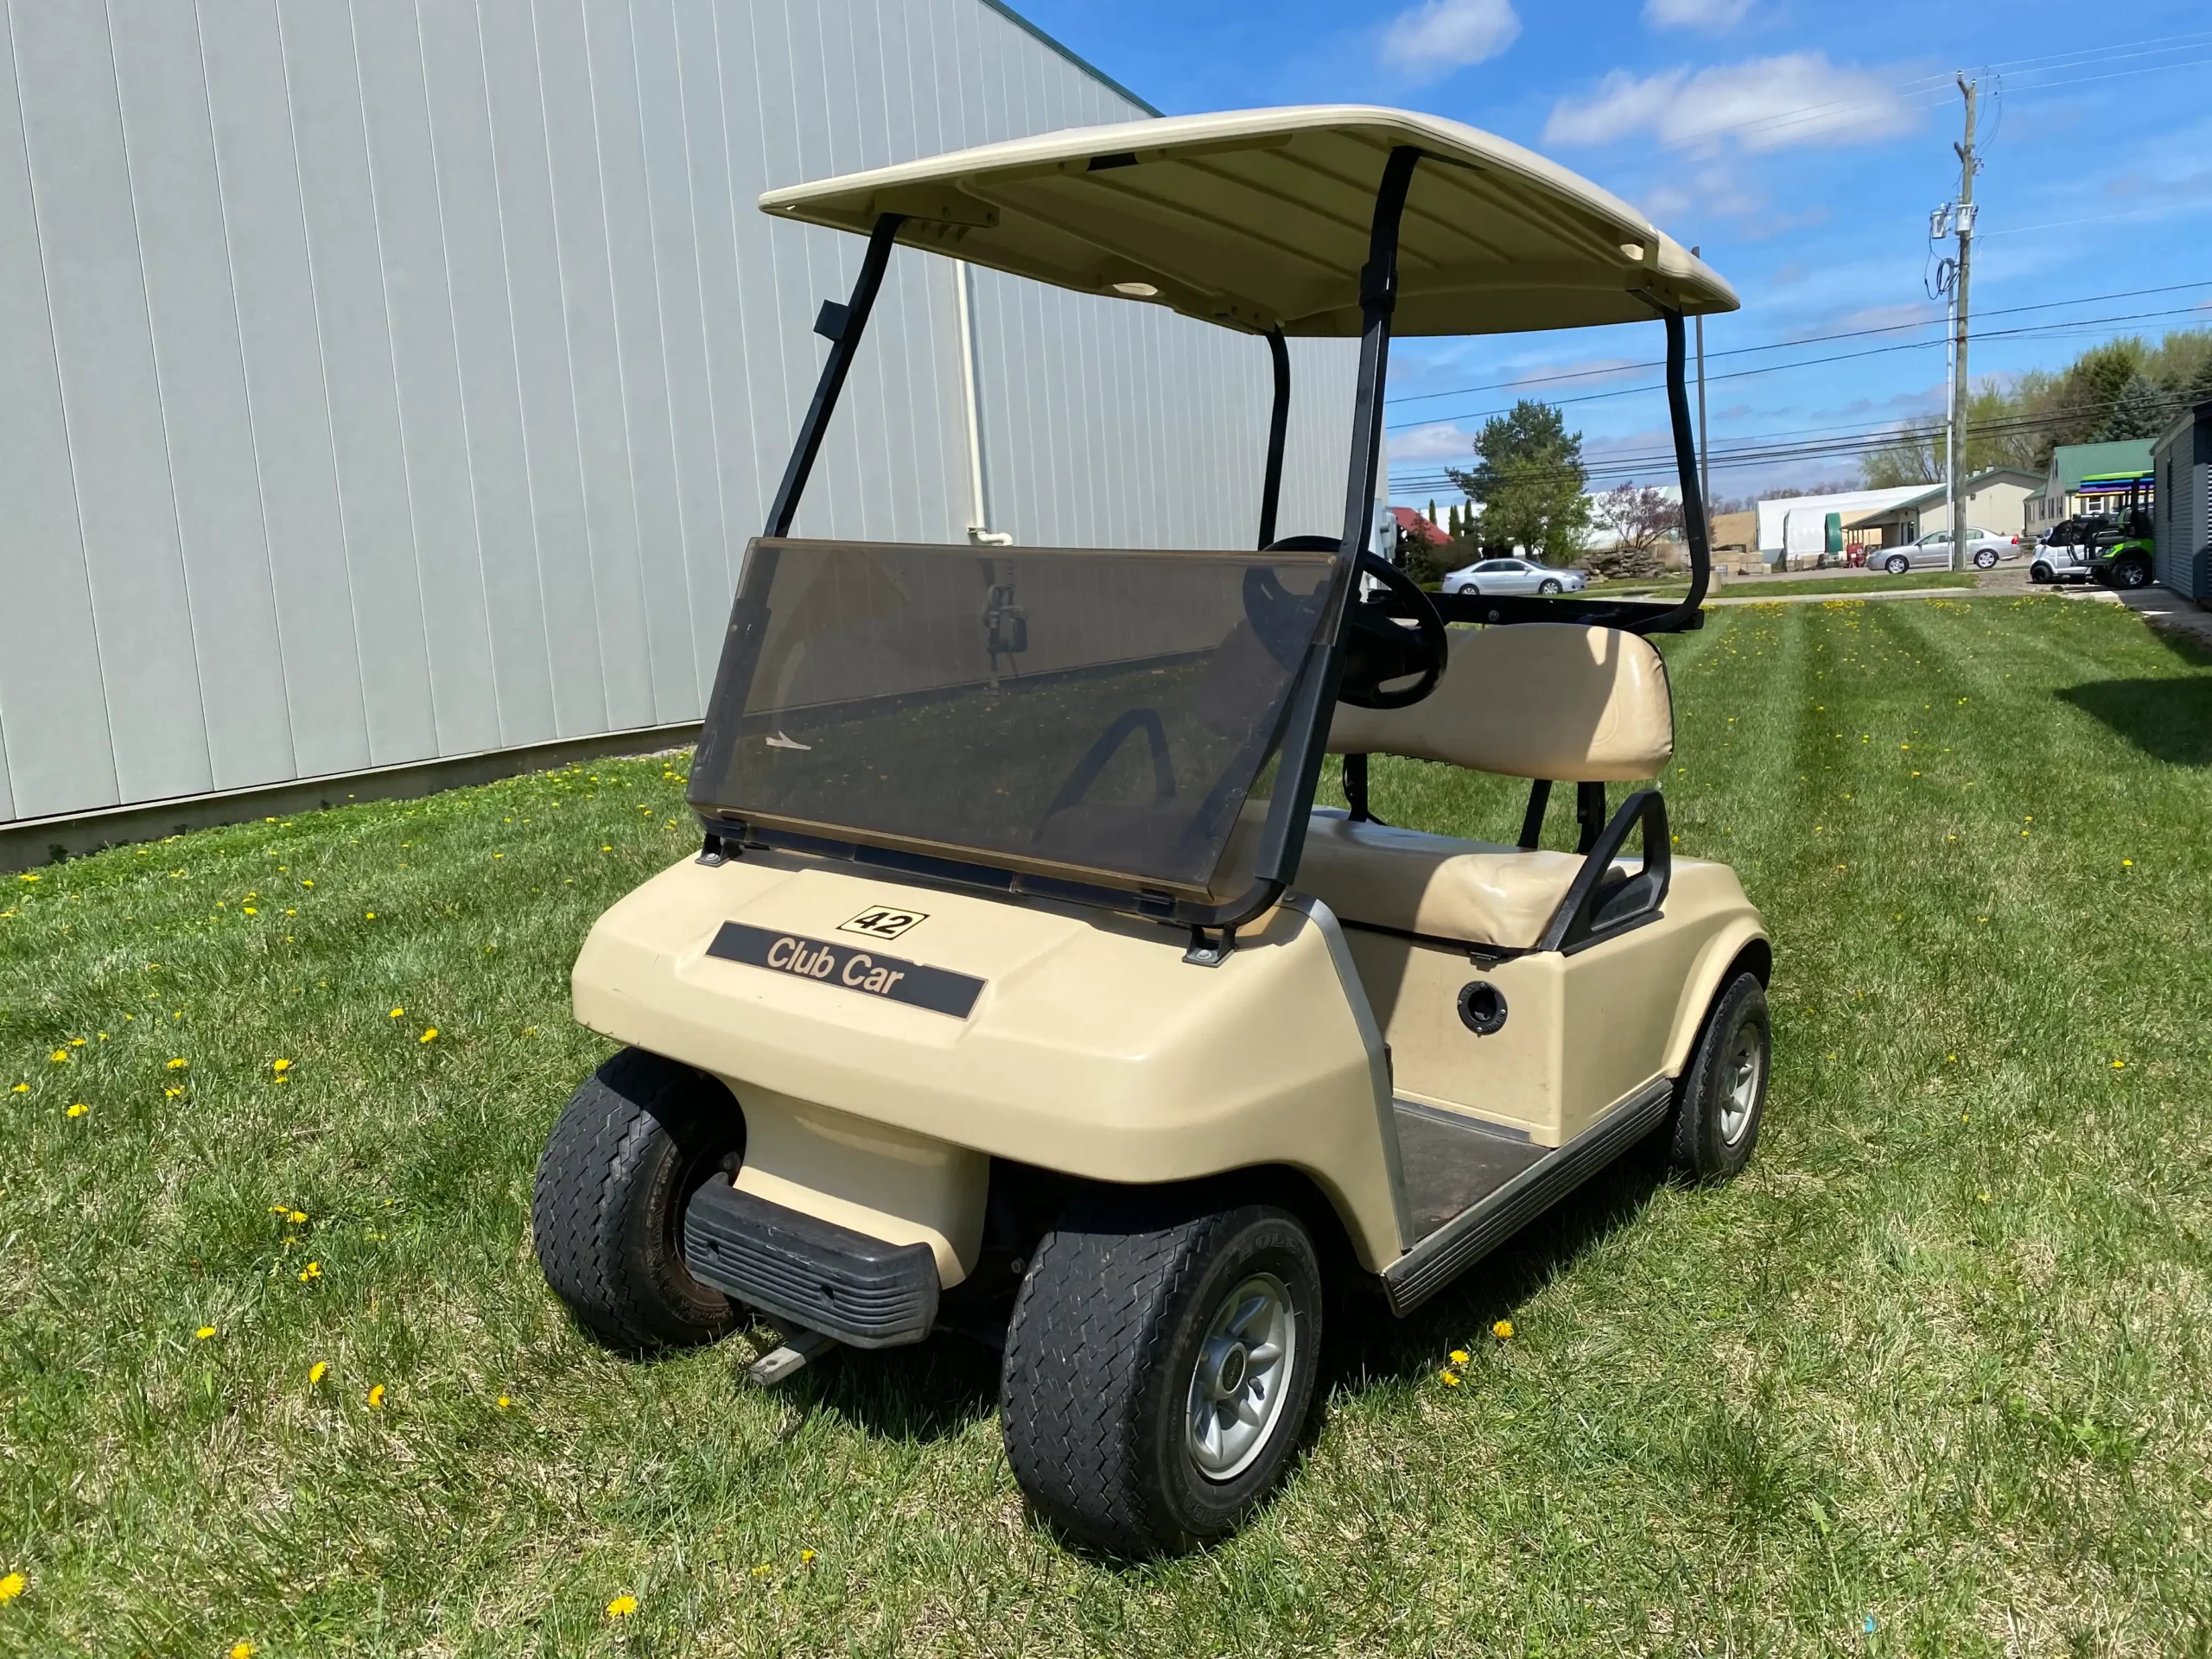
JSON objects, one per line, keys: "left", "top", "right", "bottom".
{"left": 1974, "top": 547, "right": 1999, "bottom": 569}
{"left": 1885, "top": 555, "right": 1911, "bottom": 576}
{"left": 532, "top": 1048, "right": 745, "bottom": 1350}
{"left": 1537, "top": 577, "right": 1562, "bottom": 594}
{"left": 1666, "top": 971, "right": 1770, "bottom": 1182}
{"left": 1001, "top": 1197, "right": 1323, "bottom": 1557}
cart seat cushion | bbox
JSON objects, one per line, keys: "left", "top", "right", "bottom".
{"left": 1326, "top": 623, "right": 1671, "bottom": 783}
{"left": 1296, "top": 809, "right": 1584, "bottom": 948}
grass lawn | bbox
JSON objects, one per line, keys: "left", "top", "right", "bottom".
{"left": 1604, "top": 570, "right": 1986, "bottom": 601}
{"left": 3, "top": 592, "right": 2209, "bottom": 1655}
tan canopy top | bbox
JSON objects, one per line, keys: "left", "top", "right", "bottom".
{"left": 760, "top": 105, "right": 1737, "bottom": 339}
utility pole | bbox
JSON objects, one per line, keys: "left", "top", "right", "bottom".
{"left": 1948, "top": 75, "right": 1979, "bottom": 574}
{"left": 1693, "top": 245, "right": 1711, "bottom": 583}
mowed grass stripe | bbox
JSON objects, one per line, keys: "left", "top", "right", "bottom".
{"left": 1, "top": 600, "right": 2208, "bottom": 1653}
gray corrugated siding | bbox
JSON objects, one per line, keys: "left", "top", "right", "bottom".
{"left": 0, "top": 0, "right": 1353, "bottom": 825}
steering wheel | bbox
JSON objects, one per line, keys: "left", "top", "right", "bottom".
{"left": 1262, "top": 537, "right": 1447, "bottom": 709}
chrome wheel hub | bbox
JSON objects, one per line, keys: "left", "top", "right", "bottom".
{"left": 1719, "top": 1024, "right": 1764, "bottom": 1146}
{"left": 1185, "top": 1273, "right": 1296, "bottom": 1481}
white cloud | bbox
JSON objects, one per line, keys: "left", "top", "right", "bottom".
{"left": 1389, "top": 423, "right": 1477, "bottom": 463}
{"left": 1643, "top": 0, "right": 1755, "bottom": 32}
{"left": 1379, "top": 0, "right": 1521, "bottom": 81}
{"left": 1543, "top": 54, "right": 1913, "bottom": 155}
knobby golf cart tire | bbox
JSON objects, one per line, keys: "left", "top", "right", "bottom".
{"left": 1001, "top": 1198, "right": 1324, "bottom": 1557}
{"left": 2030, "top": 563, "right": 2052, "bottom": 584}
{"left": 1666, "top": 970, "right": 1770, "bottom": 1182}
{"left": 532, "top": 1047, "right": 744, "bottom": 1351}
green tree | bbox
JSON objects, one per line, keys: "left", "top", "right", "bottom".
{"left": 1446, "top": 399, "right": 1590, "bottom": 562}
{"left": 2101, "top": 372, "right": 2171, "bottom": 441}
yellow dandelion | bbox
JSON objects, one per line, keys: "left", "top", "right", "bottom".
{"left": 1492, "top": 1319, "right": 1515, "bottom": 1339}
{"left": 365, "top": 1383, "right": 385, "bottom": 1408}
{"left": 195, "top": 1325, "right": 216, "bottom": 1340}
{"left": 231, "top": 1643, "right": 255, "bottom": 1659}
{"left": 298, "top": 1261, "right": 321, "bottom": 1281}
{"left": 607, "top": 1595, "right": 639, "bottom": 1618}
{"left": 0, "top": 1572, "right": 22, "bottom": 1600}
{"left": 271, "top": 1058, "right": 291, "bottom": 1074}
{"left": 66, "top": 1103, "right": 87, "bottom": 1118}
{"left": 2111, "top": 1059, "right": 2126, "bottom": 1070}
{"left": 243, "top": 906, "right": 257, "bottom": 916}
{"left": 390, "top": 1007, "right": 404, "bottom": 1018}
{"left": 164, "top": 1086, "right": 185, "bottom": 1099}
{"left": 69, "top": 1038, "right": 85, "bottom": 1047}
{"left": 800, "top": 1548, "right": 817, "bottom": 1564}
{"left": 419, "top": 1027, "right": 438, "bottom": 1044}
{"left": 308, "top": 1360, "right": 327, "bottom": 1385}
{"left": 752, "top": 1563, "right": 772, "bottom": 1579}
{"left": 288, "top": 1210, "right": 307, "bottom": 1224}
{"left": 1449, "top": 1349, "right": 1470, "bottom": 1364}
{"left": 1438, "top": 1370, "right": 1461, "bottom": 1387}
{"left": 9, "top": 1084, "right": 24, "bottom": 1093}
{"left": 48, "top": 1050, "right": 67, "bottom": 1064}
{"left": 496, "top": 1395, "right": 512, "bottom": 1409}
{"left": 301, "top": 879, "right": 313, "bottom": 887}
{"left": 365, "top": 911, "right": 376, "bottom": 920}
{"left": 166, "top": 1058, "right": 188, "bottom": 1070}
{"left": 2121, "top": 859, "right": 2133, "bottom": 868}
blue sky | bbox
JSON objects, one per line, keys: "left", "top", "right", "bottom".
{"left": 1014, "top": 0, "right": 2212, "bottom": 506}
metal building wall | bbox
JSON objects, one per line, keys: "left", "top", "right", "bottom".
{"left": 0, "top": 0, "right": 1354, "bottom": 830}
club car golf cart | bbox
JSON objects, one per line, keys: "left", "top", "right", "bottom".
{"left": 533, "top": 106, "right": 1772, "bottom": 1558}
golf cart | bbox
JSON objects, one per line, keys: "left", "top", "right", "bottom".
{"left": 532, "top": 107, "right": 1771, "bottom": 1558}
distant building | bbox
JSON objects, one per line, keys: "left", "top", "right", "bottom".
{"left": 1755, "top": 486, "right": 1926, "bottom": 556}
{"left": 2028, "top": 440, "right": 2157, "bottom": 531}
{"left": 1847, "top": 468, "right": 2043, "bottom": 546}
{"left": 2150, "top": 401, "right": 2212, "bottom": 603}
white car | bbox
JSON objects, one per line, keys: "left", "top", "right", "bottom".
{"left": 1871, "top": 527, "right": 2022, "bottom": 575}
{"left": 1441, "top": 556, "right": 1589, "bottom": 596}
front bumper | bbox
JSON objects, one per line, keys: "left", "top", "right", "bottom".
{"left": 685, "top": 1177, "right": 940, "bottom": 1347}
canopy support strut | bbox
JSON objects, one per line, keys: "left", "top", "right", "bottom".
{"left": 692, "top": 213, "right": 905, "bottom": 794}
{"left": 1636, "top": 308, "right": 1712, "bottom": 634}
{"left": 1257, "top": 327, "right": 1290, "bottom": 549}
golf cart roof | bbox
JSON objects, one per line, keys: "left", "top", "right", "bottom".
{"left": 760, "top": 105, "right": 1737, "bottom": 338}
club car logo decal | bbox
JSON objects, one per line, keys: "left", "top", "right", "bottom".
{"left": 837, "top": 905, "right": 928, "bottom": 941}
{"left": 707, "top": 922, "right": 982, "bottom": 1018}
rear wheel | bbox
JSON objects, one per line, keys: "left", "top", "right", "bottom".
{"left": 2111, "top": 555, "right": 2152, "bottom": 589}
{"left": 1974, "top": 547, "right": 1999, "bottom": 569}
{"left": 1885, "top": 554, "right": 1911, "bottom": 576}
{"left": 532, "top": 1048, "right": 744, "bottom": 1350}
{"left": 1666, "top": 972, "right": 1770, "bottom": 1183}
{"left": 2030, "top": 563, "right": 2051, "bottom": 584}
{"left": 1001, "top": 1196, "right": 1323, "bottom": 1557}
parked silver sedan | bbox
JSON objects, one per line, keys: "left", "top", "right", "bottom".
{"left": 1871, "top": 527, "right": 2021, "bottom": 575}
{"left": 1440, "top": 556, "right": 1589, "bottom": 596}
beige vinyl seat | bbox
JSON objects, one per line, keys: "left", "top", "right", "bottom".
{"left": 1296, "top": 623, "right": 1674, "bottom": 950}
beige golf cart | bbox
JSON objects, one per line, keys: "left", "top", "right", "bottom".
{"left": 532, "top": 106, "right": 1771, "bottom": 1558}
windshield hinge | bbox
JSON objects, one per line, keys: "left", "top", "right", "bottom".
{"left": 696, "top": 830, "right": 734, "bottom": 867}
{"left": 1183, "top": 925, "right": 1236, "bottom": 968}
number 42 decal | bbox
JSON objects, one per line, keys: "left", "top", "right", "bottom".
{"left": 838, "top": 906, "right": 928, "bottom": 941}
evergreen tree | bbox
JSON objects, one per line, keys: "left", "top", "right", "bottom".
{"left": 2100, "top": 372, "right": 2170, "bottom": 442}
{"left": 1446, "top": 400, "right": 1591, "bottom": 561}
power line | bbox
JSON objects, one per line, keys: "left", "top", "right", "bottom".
{"left": 1385, "top": 279, "right": 2212, "bottom": 406}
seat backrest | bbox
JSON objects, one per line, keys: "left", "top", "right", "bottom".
{"left": 1325, "top": 622, "right": 1672, "bottom": 782}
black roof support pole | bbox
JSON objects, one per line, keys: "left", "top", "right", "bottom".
{"left": 690, "top": 212, "right": 905, "bottom": 810}
{"left": 1226, "top": 146, "right": 1424, "bottom": 927}
{"left": 764, "top": 212, "right": 906, "bottom": 538}
{"left": 1257, "top": 327, "right": 1291, "bottom": 550}
{"left": 1639, "top": 307, "right": 1712, "bottom": 634}
{"left": 1336, "top": 146, "right": 1421, "bottom": 572}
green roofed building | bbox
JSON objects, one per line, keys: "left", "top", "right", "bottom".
{"left": 2028, "top": 440, "right": 2157, "bottom": 533}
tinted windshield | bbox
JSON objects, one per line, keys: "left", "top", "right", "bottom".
{"left": 689, "top": 539, "right": 1341, "bottom": 897}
